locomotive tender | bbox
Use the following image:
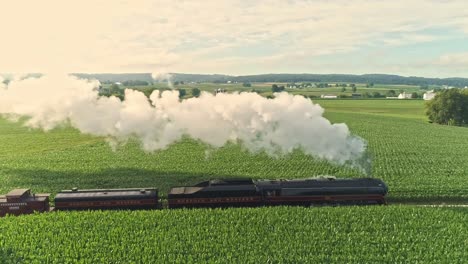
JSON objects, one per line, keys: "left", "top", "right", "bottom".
{"left": 0, "top": 176, "right": 388, "bottom": 217}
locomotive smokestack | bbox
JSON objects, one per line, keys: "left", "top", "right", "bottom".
{"left": 0, "top": 73, "right": 368, "bottom": 167}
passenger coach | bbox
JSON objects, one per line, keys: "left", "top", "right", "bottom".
{"left": 54, "top": 188, "right": 160, "bottom": 210}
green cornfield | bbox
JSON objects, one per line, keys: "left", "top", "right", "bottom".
{"left": 1, "top": 206, "right": 467, "bottom": 263}
{"left": 1, "top": 99, "right": 468, "bottom": 263}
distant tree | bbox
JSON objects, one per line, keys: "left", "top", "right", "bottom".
{"left": 122, "top": 80, "right": 149, "bottom": 86}
{"left": 110, "top": 83, "right": 121, "bottom": 94}
{"left": 386, "top": 90, "right": 397, "bottom": 97}
{"left": 178, "top": 88, "right": 187, "bottom": 98}
{"left": 341, "top": 83, "right": 348, "bottom": 87}
{"left": 242, "top": 82, "right": 252, "bottom": 87}
{"left": 411, "top": 92, "right": 419, "bottom": 99}
{"left": 272, "top": 84, "right": 285, "bottom": 93}
{"left": 362, "top": 92, "right": 371, "bottom": 98}
{"left": 420, "top": 84, "right": 429, "bottom": 90}
{"left": 180, "top": 81, "right": 185, "bottom": 85}
{"left": 426, "top": 89, "right": 468, "bottom": 126}
{"left": 191, "top": 88, "right": 201, "bottom": 97}
{"left": 351, "top": 86, "right": 357, "bottom": 93}
{"left": 350, "top": 83, "right": 356, "bottom": 88}
{"left": 139, "top": 87, "right": 158, "bottom": 97}
{"left": 174, "top": 81, "right": 180, "bottom": 86}
{"left": 372, "top": 92, "right": 382, "bottom": 98}
{"left": 341, "top": 87, "right": 346, "bottom": 92}
{"left": 366, "top": 82, "right": 374, "bottom": 88}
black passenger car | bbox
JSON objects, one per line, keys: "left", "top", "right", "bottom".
{"left": 54, "top": 188, "right": 159, "bottom": 210}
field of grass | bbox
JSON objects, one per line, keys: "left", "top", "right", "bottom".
{"left": 318, "top": 99, "right": 426, "bottom": 119}
{"left": 1, "top": 206, "right": 467, "bottom": 263}
{"left": 1, "top": 96, "right": 468, "bottom": 263}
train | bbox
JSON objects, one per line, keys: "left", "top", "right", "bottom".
{"left": 1, "top": 176, "right": 388, "bottom": 217}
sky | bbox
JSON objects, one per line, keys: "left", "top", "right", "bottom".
{"left": 1, "top": 0, "right": 468, "bottom": 77}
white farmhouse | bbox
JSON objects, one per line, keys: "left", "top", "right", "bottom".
{"left": 398, "top": 92, "right": 412, "bottom": 99}
{"left": 423, "top": 90, "right": 436, "bottom": 100}
{"left": 321, "top": 95, "right": 338, "bottom": 99}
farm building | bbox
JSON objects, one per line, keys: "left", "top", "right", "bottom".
{"left": 398, "top": 92, "right": 412, "bottom": 99}
{"left": 214, "top": 88, "right": 226, "bottom": 94}
{"left": 423, "top": 90, "right": 436, "bottom": 100}
{"left": 321, "top": 95, "right": 338, "bottom": 99}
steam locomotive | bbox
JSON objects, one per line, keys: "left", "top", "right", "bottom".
{"left": 1, "top": 176, "right": 388, "bottom": 217}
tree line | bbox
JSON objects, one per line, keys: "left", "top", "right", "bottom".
{"left": 74, "top": 73, "right": 468, "bottom": 87}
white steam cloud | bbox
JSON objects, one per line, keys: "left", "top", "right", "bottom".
{"left": 0, "top": 76, "right": 6, "bottom": 89}
{"left": 0, "top": 74, "right": 366, "bottom": 165}
{"left": 151, "top": 71, "right": 173, "bottom": 88}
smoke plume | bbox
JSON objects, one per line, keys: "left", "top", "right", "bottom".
{"left": 0, "top": 74, "right": 367, "bottom": 165}
{"left": 151, "top": 71, "right": 173, "bottom": 88}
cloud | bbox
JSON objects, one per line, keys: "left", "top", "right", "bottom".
{"left": 381, "top": 34, "right": 438, "bottom": 47}
{"left": 0, "top": 0, "right": 468, "bottom": 75}
{"left": 437, "top": 52, "right": 468, "bottom": 66}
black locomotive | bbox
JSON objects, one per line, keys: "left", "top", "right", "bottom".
{"left": 168, "top": 176, "right": 388, "bottom": 208}
{"left": 1, "top": 176, "right": 388, "bottom": 217}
